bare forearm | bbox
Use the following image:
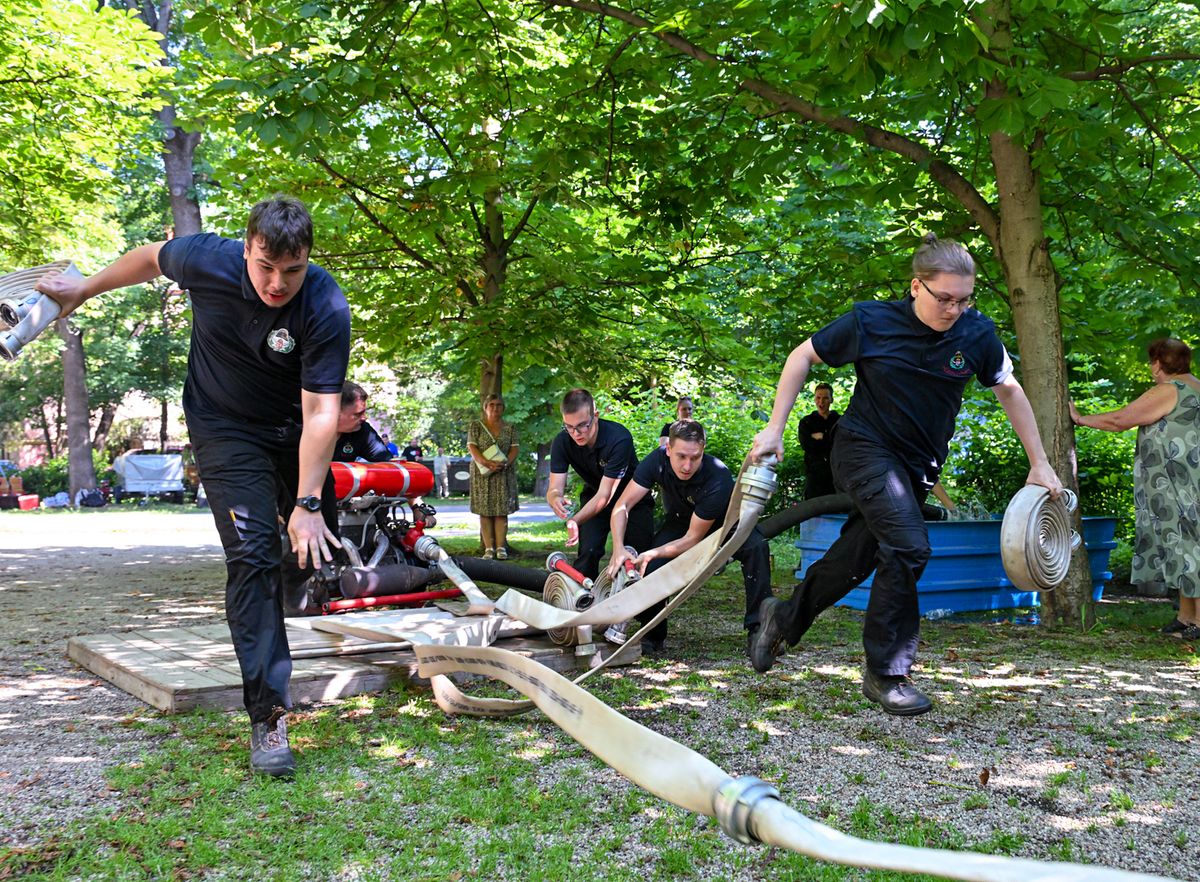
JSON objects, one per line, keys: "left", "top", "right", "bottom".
{"left": 297, "top": 413, "right": 338, "bottom": 498}
{"left": 83, "top": 243, "right": 166, "bottom": 299}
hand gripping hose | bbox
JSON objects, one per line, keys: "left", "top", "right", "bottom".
{"left": 1000, "top": 487, "right": 1081, "bottom": 592}
{"left": 413, "top": 641, "right": 1178, "bottom": 882}
{"left": 406, "top": 454, "right": 779, "bottom": 718}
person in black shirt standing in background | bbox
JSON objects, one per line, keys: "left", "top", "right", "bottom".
{"left": 747, "top": 234, "right": 1061, "bottom": 716}
{"left": 797, "top": 382, "right": 840, "bottom": 498}
{"left": 37, "top": 196, "right": 350, "bottom": 776}
{"left": 547, "top": 389, "right": 653, "bottom": 580}
{"left": 609, "top": 420, "right": 772, "bottom": 655}
{"left": 334, "top": 382, "right": 392, "bottom": 462}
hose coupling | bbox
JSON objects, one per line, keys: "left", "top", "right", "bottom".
{"left": 714, "top": 775, "right": 780, "bottom": 844}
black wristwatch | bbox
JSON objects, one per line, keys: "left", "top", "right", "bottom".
{"left": 296, "top": 495, "right": 322, "bottom": 512}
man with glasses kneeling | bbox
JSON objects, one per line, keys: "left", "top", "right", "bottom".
{"left": 547, "top": 389, "right": 654, "bottom": 582}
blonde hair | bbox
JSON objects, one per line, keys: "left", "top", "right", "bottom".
{"left": 912, "top": 232, "right": 976, "bottom": 279}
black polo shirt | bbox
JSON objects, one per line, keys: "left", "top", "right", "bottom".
{"left": 550, "top": 418, "right": 650, "bottom": 511}
{"left": 797, "top": 410, "right": 840, "bottom": 472}
{"left": 633, "top": 447, "right": 732, "bottom": 523}
{"left": 334, "top": 422, "right": 392, "bottom": 463}
{"left": 159, "top": 234, "right": 351, "bottom": 444}
{"left": 812, "top": 297, "right": 1011, "bottom": 478}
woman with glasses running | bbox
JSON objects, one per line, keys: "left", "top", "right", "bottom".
{"left": 468, "top": 393, "right": 520, "bottom": 559}
{"left": 747, "top": 232, "right": 1063, "bottom": 717}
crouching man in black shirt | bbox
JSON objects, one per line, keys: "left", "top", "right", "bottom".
{"left": 334, "top": 382, "right": 392, "bottom": 463}
{"left": 608, "top": 420, "right": 772, "bottom": 655}
{"left": 37, "top": 196, "right": 351, "bottom": 776}
{"left": 547, "top": 389, "right": 653, "bottom": 579}
{"left": 748, "top": 233, "right": 1062, "bottom": 717}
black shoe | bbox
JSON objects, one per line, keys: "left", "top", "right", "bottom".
{"left": 749, "top": 597, "right": 787, "bottom": 673}
{"left": 746, "top": 628, "right": 757, "bottom": 659}
{"left": 862, "top": 668, "right": 933, "bottom": 717}
{"left": 1179, "top": 624, "right": 1200, "bottom": 642}
{"left": 1162, "top": 618, "right": 1188, "bottom": 635}
{"left": 250, "top": 711, "right": 295, "bottom": 777}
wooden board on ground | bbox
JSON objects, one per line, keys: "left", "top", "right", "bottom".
{"left": 67, "top": 608, "right": 636, "bottom": 714}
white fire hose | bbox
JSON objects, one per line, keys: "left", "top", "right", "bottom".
{"left": 401, "top": 462, "right": 1144, "bottom": 880}
{"left": 0, "top": 262, "right": 78, "bottom": 361}
{"left": 1000, "top": 487, "right": 1081, "bottom": 592}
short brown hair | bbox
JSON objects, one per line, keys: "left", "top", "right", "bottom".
{"left": 246, "top": 195, "right": 313, "bottom": 258}
{"left": 561, "top": 388, "right": 594, "bottom": 415}
{"left": 341, "top": 382, "right": 367, "bottom": 407}
{"left": 1148, "top": 338, "right": 1192, "bottom": 375}
{"left": 668, "top": 419, "right": 706, "bottom": 446}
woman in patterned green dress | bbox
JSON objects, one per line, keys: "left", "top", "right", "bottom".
{"left": 1071, "top": 338, "right": 1200, "bottom": 640}
{"left": 467, "top": 394, "right": 519, "bottom": 559}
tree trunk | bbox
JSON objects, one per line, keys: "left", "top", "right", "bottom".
{"left": 479, "top": 354, "right": 503, "bottom": 403}
{"left": 93, "top": 403, "right": 117, "bottom": 453}
{"left": 533, "top": 441, "right": 551, "bottom": 497}
{"left": 159, "top": 398, "right": 170, "bottom": 450}
{"left": 985, "top": 0, "right": 1092, "bottom": 629}
{"left": 57, "top": 320, "right": 97, "bottom": 501}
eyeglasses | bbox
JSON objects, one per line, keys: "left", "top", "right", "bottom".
{"left": 918, "top": 278, "right": 974, "bottom": 311}
{"left": 562, "top": 415, "right": 596, "bottom": 436}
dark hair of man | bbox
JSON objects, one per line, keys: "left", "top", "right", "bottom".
{"left": 668, "top": 419, "right": 706, "bottom": 446}
{"left": 341, "top": 381, "right": 367, "bottom": 408}
{"left": 1148, "top": 338, "right": 1192, "bottom": 375}
{"left": 912, "top": 232, "right": 976, "bottom": 279}
{"left": 561, "top": 388, "right": 595, "bottom": 415}
{"left": 815, "top": 382, "right": 833, "bottom": 394}
{"left": 246, "top": 195, "right": 314, "bottom": 259}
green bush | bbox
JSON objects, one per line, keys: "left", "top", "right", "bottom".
{"left": 18, "top": 450, "right": 115, "bottom": 498}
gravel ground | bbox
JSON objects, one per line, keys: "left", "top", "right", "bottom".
{"left": 0, "top": 507, "right": 1196, "bottom": 880}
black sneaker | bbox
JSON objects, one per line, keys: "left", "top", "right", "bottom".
{"left": 250, "top": 711, "right": 295, "bottom": 777}
{"left": 1179, "top": 624, "right": 1200, "bottom": 642}
{"left": 749, "top": 597, "right": 787, "bottom": 673}
{"left": 862, "top": 668, "right": 933, "bottom": 717}
{"left": 1161, "top": 618, "right": 1188, "bottom": 635}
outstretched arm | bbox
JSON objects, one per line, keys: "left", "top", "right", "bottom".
{"left": 990, "top": 376, "right": 1063, "bottom": 497}
{"left": 35, "top": 242, "right": 167, "bottom": 317}
{"left": 751, "top": 338, "right": 823, "bottom": 462}
{"left": 289, "top": 390, "right": 342, "bottom": 569}
{"left": 1070, "top": 385, "right": 1175, "bottom": 432}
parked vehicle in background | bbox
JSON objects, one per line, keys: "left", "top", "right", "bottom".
{"left": 112, "top": 451, "right": 186, "bottom": 504}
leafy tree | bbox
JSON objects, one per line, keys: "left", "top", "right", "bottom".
{"left": 541, "top": 0, "right": 1200, "bottom": 627}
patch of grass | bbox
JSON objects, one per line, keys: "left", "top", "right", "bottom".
{"left": 1108, "top": 790, "right": 1135, "bottom": 812}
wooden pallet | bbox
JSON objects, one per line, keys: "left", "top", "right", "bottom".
{"left": 67, "top": 608, "right": 633, "bottom": 714}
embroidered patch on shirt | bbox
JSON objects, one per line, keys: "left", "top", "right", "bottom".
{"left": 267, "top": 329, "right": 296, "bottom": 353}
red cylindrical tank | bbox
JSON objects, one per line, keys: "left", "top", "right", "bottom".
{"left": 330, "top": 461, "right": 434, "bottom": 502}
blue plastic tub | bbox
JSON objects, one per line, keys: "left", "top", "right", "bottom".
{"left": 794, "top": 515, "right": 1117, "bottom": 615}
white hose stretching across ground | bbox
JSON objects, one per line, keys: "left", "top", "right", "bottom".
{"left": 406, "top": 457, "right": 1161, "bottom": 880}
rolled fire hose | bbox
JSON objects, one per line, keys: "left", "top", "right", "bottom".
{"left": 419, "top": 455, "right": 779, "bottom": 717}
{"left": 1000, "top": 487, "right": 1081, "bottom": 592}
{"left": 541, "top": 571, "right": 595, "bottom": 646}
{"left": 0, "top": 262, "right": 77, "bottom": 361}
{"left": 413, "top": 641, "right": 1177, "bottom": 882}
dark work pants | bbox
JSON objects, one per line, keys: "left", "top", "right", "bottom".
{"left": 779, "top": 429, "right": 931, "bottom": 677}
{"left": 573, "top": 493, "right": 655, "bottom": 581}
{"left": 192, "top": 431, "right": 336, "bottom": 723}
{"left": 637, "top": 519, "right": 773, "bottom": 644}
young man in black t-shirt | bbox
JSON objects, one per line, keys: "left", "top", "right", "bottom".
{"left": 38, "top": 196, "right": 350, "bottom": 775}
{"left": 797, "top": 382, "right": 840, "bottom": 498}
{"left": 608, "top": 420, "right": 772, "bottom": 654}
{"left": 748, "top": 234, "right": 1062, "bottom": 716}
{"left": 547, "top": 389, "right": 653, "bottom": 579}
{"left": 333, "top": 382, "right": 392, "bottom": 463}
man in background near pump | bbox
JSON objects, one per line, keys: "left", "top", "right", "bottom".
{"left": 798, "top": 382, "right": 840, "bottom": 499}
{"left": 334, "top": 382, "right": 392, "bottom": 463}
{"left": 401, "top": 438, "right": 424, "bottom": 462}
{"left": 547, "top": 389, "right": 654, "bottom": 581}
{"left": 608, "top": 419, "right": 773, "bottom": 655}
{"left": 36, "top": 195, "right": 350, "bottom": 776}
{"left": 747, "top": 233, "right": 1062, "bottom": 717}
{"left": 432, "top": 447, "right": 450, "bottom": 497}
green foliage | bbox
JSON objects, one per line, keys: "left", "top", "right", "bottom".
{"left": 19, "top": 449, "right": 113, "bottom": 497}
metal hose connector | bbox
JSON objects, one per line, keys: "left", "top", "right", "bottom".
{"left": 1001, "top": 487, "right": 1081, "bottom": 592}
{"left": 714, "top": 776, "right": 781, "bottom": 844}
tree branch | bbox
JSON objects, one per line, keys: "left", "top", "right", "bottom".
{"left": 1063, "top": 53, "right": 1200, "bottom": 81}
{"left": 543, "top": 0, "right": 1000, "bottom": 243}
{"left": 1112, "top": 80, "right": 1200, "bottom": 182}
{"left": 503, "top": 195, "right": 539, "bottom": 249}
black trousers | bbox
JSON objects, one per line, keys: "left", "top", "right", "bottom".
{"left": 192, "top": 430, "right": 336, "bottom": 723}
{"left": 637, "top": 518, "right": 773, "bottom": 644}
{"left": 778, "top": 429, "right": 931, "bottom": 677}
{"left": 573, "top": 493, "right": 655, "bottom": 581}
